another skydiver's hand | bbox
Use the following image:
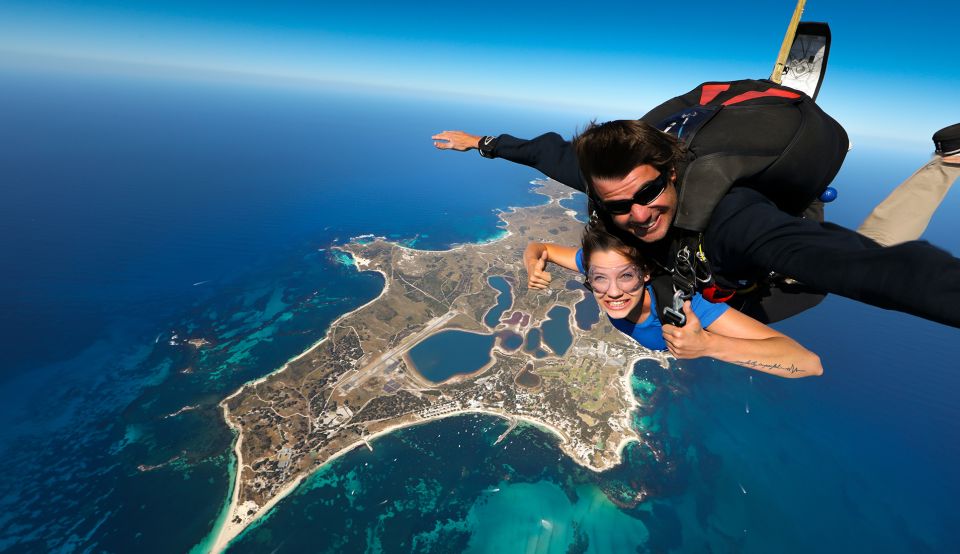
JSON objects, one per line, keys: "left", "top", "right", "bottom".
{"left": 432, "top": 130, "right": 482, "bottom": 151}
{"left": 525, "top": 249, "right": 552, "bottom": 290}
{"left": 661, "top": 301, "right": 713, "bottom": 359}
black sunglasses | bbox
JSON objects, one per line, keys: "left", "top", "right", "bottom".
{"left": 597, "top": 173, "right": 669, "bottom": 215}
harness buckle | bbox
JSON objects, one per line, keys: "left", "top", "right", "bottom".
{"left": 662, "top": 289, "right": 688, "bottom": 326}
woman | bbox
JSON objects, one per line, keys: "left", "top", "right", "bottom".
{"left": 525, "top": 223, "right": 822, "bottom": 378}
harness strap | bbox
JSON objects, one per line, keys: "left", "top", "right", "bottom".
{"left": 652, "top": 80, "right": 810, "bottom": 315}
{"left": 650, "top": 274, "right": 687, "bottom": 327}
{"left": 721, "top": 88, "right": 801, "bottom": 106}
{"left": 650, "top": 234, "right": 705, "bottom": 327}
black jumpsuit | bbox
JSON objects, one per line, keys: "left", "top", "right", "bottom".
{"left": 482, "top": 81, "right": 960, "bottom": 328}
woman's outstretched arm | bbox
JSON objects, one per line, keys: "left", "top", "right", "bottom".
{"left": 662, "top": 301, "right": 823, "bottom": 378}
{"left": 523, "top": 242, "right": 579, "bottom": 289}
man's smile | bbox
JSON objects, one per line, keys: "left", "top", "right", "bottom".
{"left": 628, "top": 213, "right": 662, "bottom": 235}
{"left": 593, "top": 165, "right": 678, "bottom": 244}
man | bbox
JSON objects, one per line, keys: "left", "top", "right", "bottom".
{"left": 433, "top": 80, "right": 960, "bottom": 328}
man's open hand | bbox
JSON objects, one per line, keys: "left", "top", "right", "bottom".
{"left": 432, "top": 131, "right": 481, "bottom": 151}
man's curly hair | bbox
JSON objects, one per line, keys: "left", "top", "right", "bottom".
{"left": 573, "top": 119, "right": 684, "bottom": 191}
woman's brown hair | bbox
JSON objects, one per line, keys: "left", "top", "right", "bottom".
{"left": 580, "top": 218, "right": 650, "bottom": 274}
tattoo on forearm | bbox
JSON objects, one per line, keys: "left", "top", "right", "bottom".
{"left": 734, "top": 360, "right": 805, "bottom": 374}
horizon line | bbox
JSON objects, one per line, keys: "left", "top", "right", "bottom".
{"left": 0, "top": 48, "right": 934, "bottom": 150}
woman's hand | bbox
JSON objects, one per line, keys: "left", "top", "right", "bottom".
{"left": 525, "top": 250, "right": 552, "bottom": 289}
{"left": 661, "top": 301, "right": 712, "bottom": 359}
{"left": 663, "top": 301, "right": 823, "bottom": 377}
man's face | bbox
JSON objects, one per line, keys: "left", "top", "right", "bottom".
{"left": 592, "top": 164, "right": 677, "bottom": 243}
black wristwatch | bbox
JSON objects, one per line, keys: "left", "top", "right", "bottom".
{"left": 478, "top": 135, "right": 498, "bottom": 158}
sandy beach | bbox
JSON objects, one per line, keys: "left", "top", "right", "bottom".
{"left": 207, "top": 244, "right": 395, "bottom": 553}
{"left": 209, "top": 340, "right": 659, "bottom": 553}
{"left": 209, "top": 399, "right": 639, "bottom": 553}
{"left": 208, "top": 180, "right": 617, "bottom": 552}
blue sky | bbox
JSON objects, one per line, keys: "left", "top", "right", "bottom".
{"left": 1, "top": 0, "right": 956, "bottom": 143}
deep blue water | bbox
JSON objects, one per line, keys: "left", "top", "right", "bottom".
{"left": 523, "top": 327, "right": 549, "bottom": 359}
{"left": 0, "top": 67, "right": 560, "bottom": 552}
{"left": 406, "top": 330, "right": 496, "bottom": 383}
{"left": 559, "top": 197, "right": 589, "bottom": 223}
{"left": 497, "top": 331, "right": 524, "bottom": 351}
{"left": 483, "top": 276, "right": 513, "bottom": 328}
{"left": 574, "top": 293, "right": 601, "bottom": 331}
{"left": 2, "top": 64, "right": 959, "bottom": 553}
{"left": 540, "top": 306, "right": 573, "bottom": 356}
{"left": 565, "top": 270, "right": 602, "bottom": 333}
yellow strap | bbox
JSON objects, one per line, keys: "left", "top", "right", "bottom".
{"left": 770, "top": 0, "right": 807, "bottom": 84}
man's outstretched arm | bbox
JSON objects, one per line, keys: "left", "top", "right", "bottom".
{"left": 708, "top": 187, "right": 960, "bottom": 329}
{"left": 431, "top": 130, "right": 483, "bottom": 152}
{"left": 432, "top": 130, "right": 587, "bottom": 192}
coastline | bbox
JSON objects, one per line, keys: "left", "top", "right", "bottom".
{"left": 209, "top": 346, "right": 663, "bottom": 552}
{"left": 208, "top": 342, "right": 657, "bottom": 553}
{"left": 209, "top": 402, "right": 635, "bottom": 553}
{"left": 383, "top": 179, "right": 576, "bottom": 256}
{"left": 207, "top": 248, "right": 392, "bottom": 554}
{"left": 615, "top": 353, "right": 652, "bottom": 456}
{"left": 207, "top": 179, "right": 595, "bottom": 552}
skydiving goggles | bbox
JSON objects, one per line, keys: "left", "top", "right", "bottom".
{"left": 597, "top": 172, "right": 669, "bottom": 215}
{"left": 583, "top": 263, "right": 645, "bottom": 295}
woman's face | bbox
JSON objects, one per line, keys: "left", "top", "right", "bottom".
{"left": 586, "top": 249, "right": 648, "bottom": 320}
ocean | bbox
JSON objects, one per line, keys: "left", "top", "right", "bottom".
{"left": 1, "top": 66, "right": 958, "bottom": 553}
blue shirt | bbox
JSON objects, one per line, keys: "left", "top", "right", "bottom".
{"left": 575, "top": 249, "right": 728, "bottom": 351}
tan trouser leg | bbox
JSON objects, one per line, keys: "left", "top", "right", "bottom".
{"left": 857, "top": 156, "right": 960, "bottom": 246}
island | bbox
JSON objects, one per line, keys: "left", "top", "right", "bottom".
{"left": 211, "top": 180, "right": 669, "bottom": 551}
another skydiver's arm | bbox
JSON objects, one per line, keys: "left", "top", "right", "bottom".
{"left": 662, "top": 301, "right": 823, "bottom": 378}
{"left": 523, "top": 242, "right": 579, "bottom": 289}
{"left": 433, "top": 130, "right": 586, "bottom": 192}
{"left": 857, "top": 155, "right": 960, "bottom": 246}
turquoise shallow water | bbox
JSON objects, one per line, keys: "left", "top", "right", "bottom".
{"left": 0, "top": 70, "right": 556, "bottom": 552}
{"left": 235, "top": 153, "right": 959, "bottom": 552}
{"left": 463, "top": 481, "right": 650, "bottom": 553}
{"left": 4, "top": 66, "right": 960, "bottom": 553}
{"left": 225, "top": 410, "right": 663, "bottom": 553}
